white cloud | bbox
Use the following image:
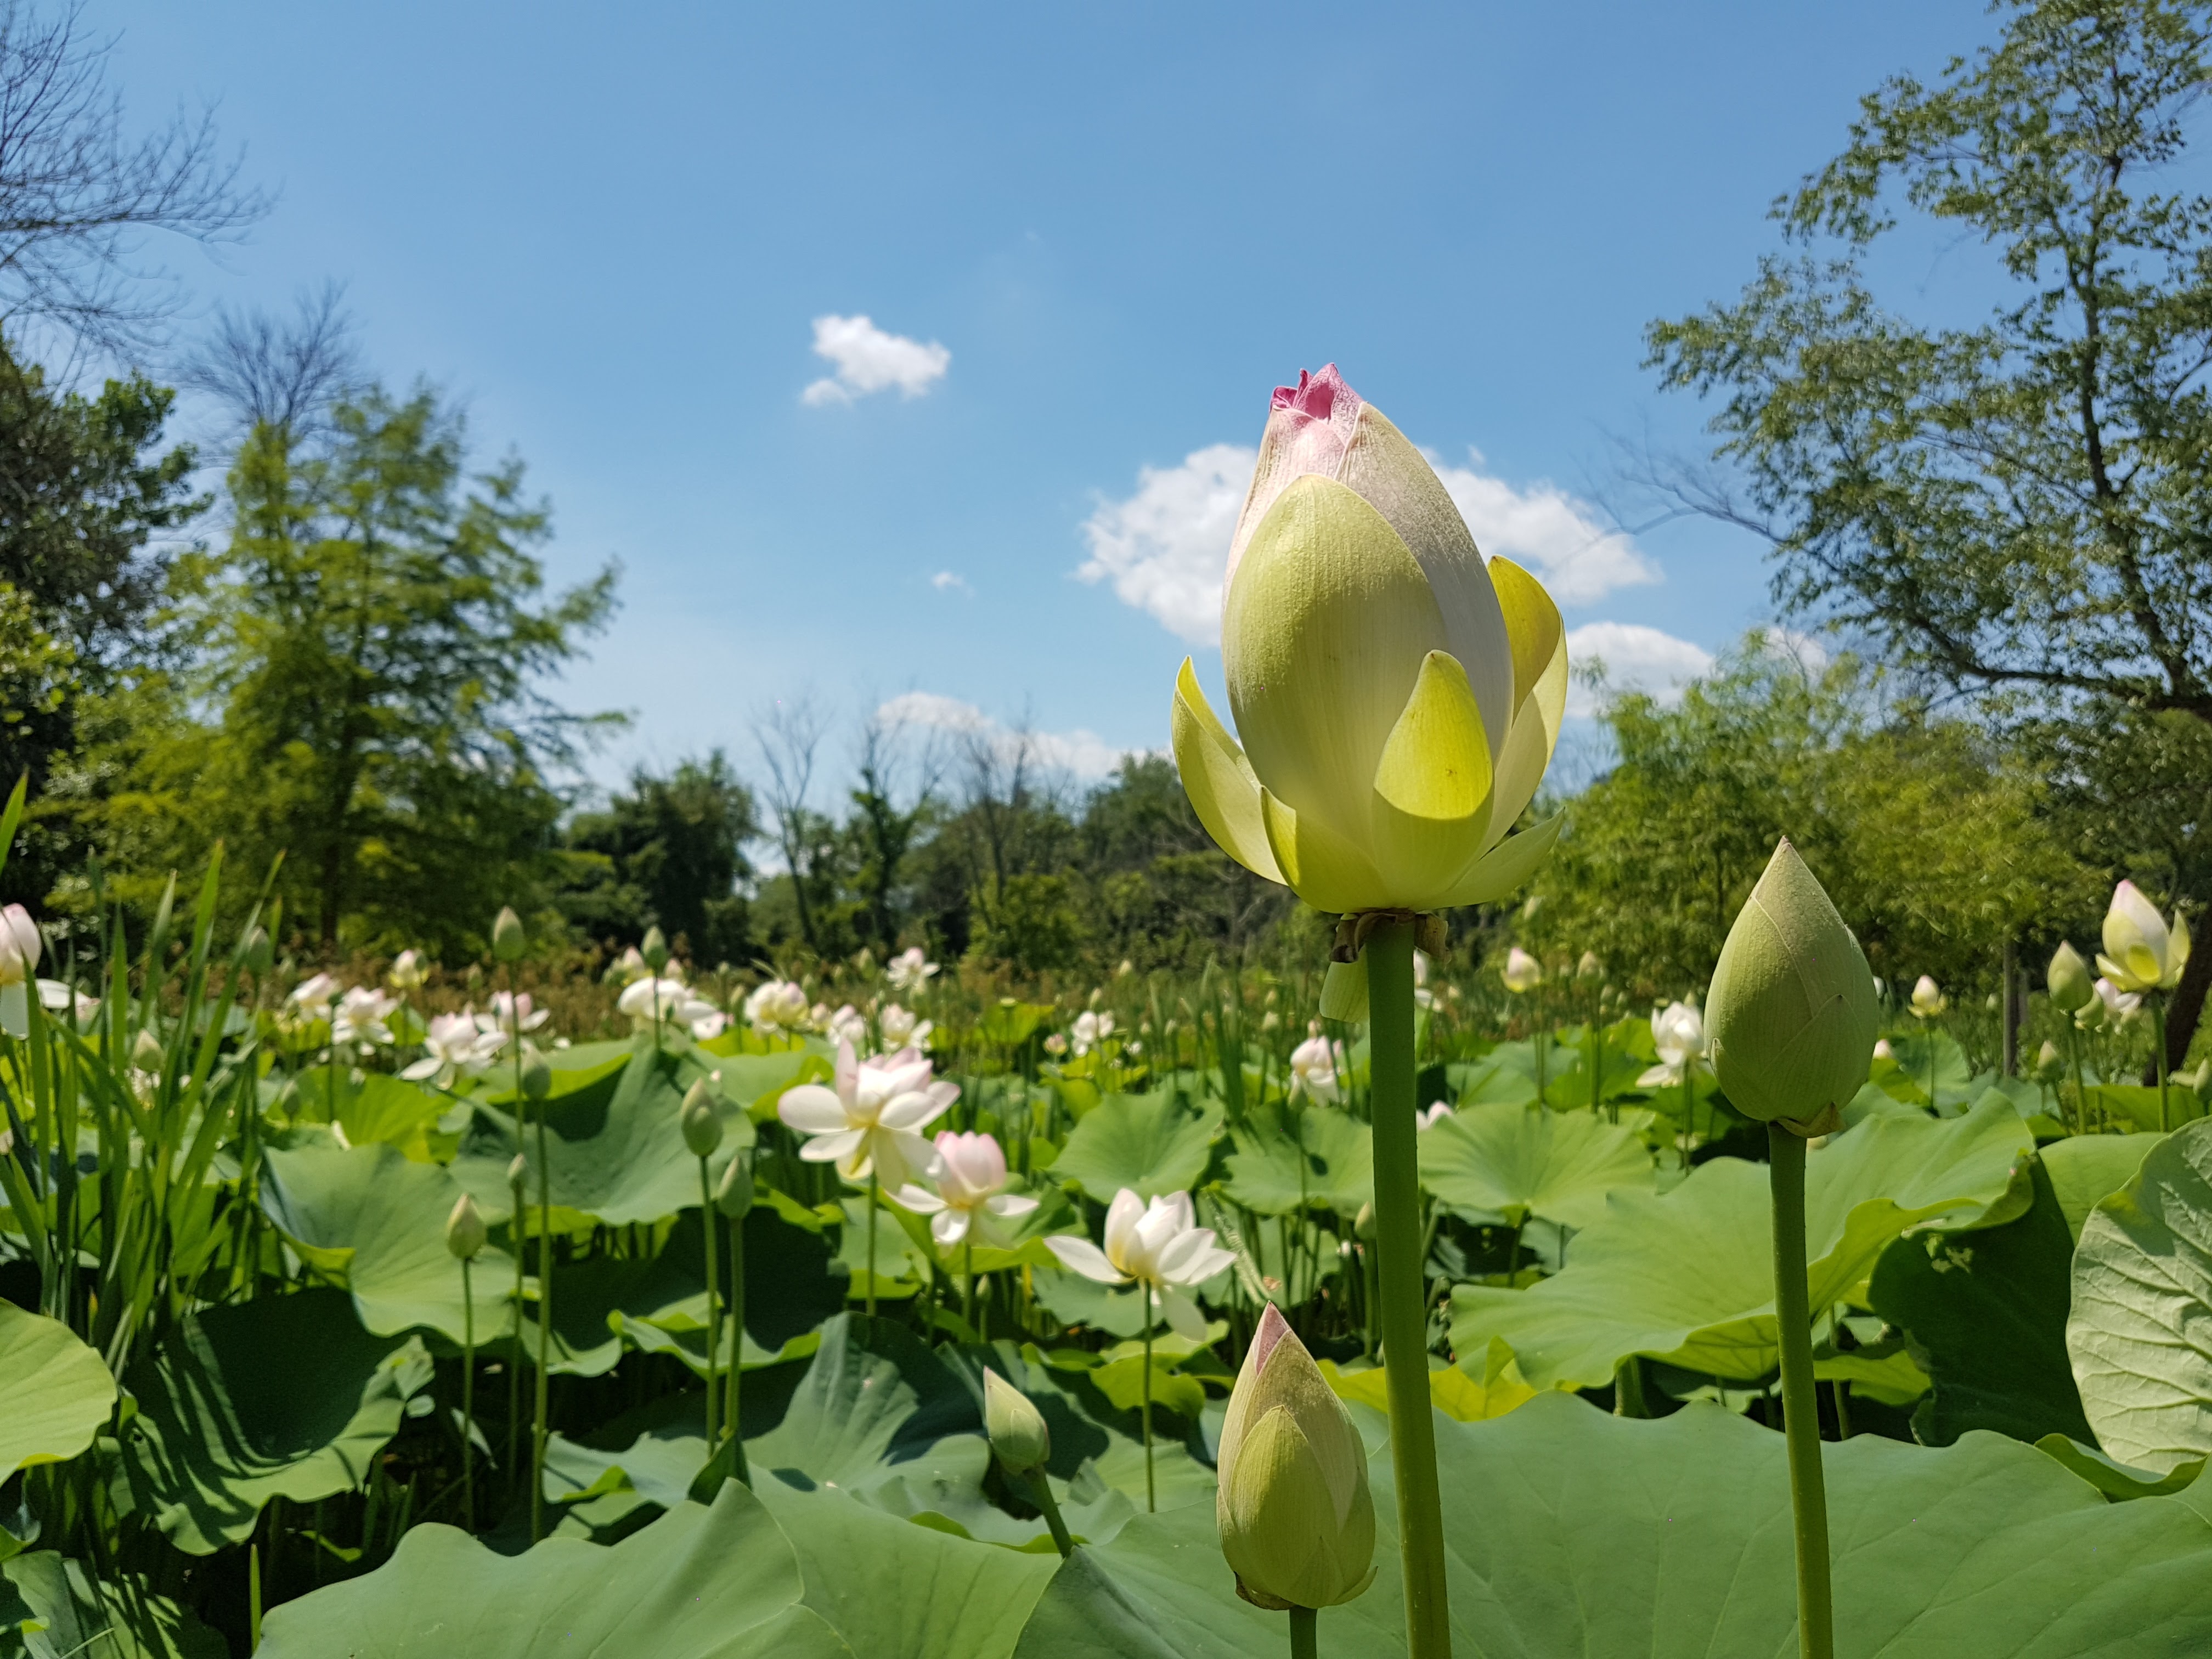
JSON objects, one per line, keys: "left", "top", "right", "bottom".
{"left": 1562, "top": 622, "right": 1714, "bottom": 717}
{"left": 1430, "top": 450, "right": 1659, "bottom": 607}
{"left": 1759, "top": 624, "right": 1830, "bottom": 672}
{"left": 1079, "top": 442, "right": 1658, "bottom": 642}
{"left": 930, "top": 571, "right": 970, "bottom": 594}
{"left": 1076, "top": 443, "right": 1254, "bottom": 642}
{"left": 800, "top": 314, "right": 950, "bottom": 406}
{"left": 875, "top": 691, "right": 1131, "bottom": 780}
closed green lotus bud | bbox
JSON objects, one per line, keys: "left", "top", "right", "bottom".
{"left": 491, "top": 907, "right": 526, "bottom": 963}
{"left": 519, "top": 1045, "right": 552, "bottom": 1101}
{"left": 445, "top": 1193, "right": 487, "bottom": 1260}
{"left": 641, "top": 925, "right": 669, "bottom": 971}
{"left": 507, "top": 1153, "right": 528, "bottom": 1189}
{"left": 680, "top": 1079, "right": 722, "bottom": 1158}
{"left": 1353, "top": 1201, "right": 1375, "bottom": 1242}
{"left": 1576, "top": 950, "right": 1604, "bottom": 982}
{"left": 240, "top": 926, "right": 274, "bottom": 976}
{"left": 1216, "top": 1303, "right": 1376, "bottom": 1611}
{"left": 714, "top": 1153, "right": 754, "bottom": 1219}
{"left": 2035, "top": 1040, "right": 2064, "bottom": 1080}
{"left": 1705, "top": 839, "right": 1877, "bottom": 1131}
{"left": 131, "top": 1026, "right": 165, "bottom": 1073}
{"left": 984, "top": 1369, "right": 1052, "bottom": 1476}
{"left": 2047, "top": 941, "right": 2093, "bottom": 1012}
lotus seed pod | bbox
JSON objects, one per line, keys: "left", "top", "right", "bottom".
{"left": 1705, "top": 839, "right": 1877, "bottom": 1130}
{"left": 491, "top": 906, "right": 526, "bottom": 962}
{"left": 520, "top": 1046, "right": 552, "bottom": 1101}
{"left": 131, "top": 1026, "right": 165, "bottom": 1073}
{"left": 1216, "top": 1303, "right": 1376, "bottom": 1611}
{"left": 680, "top": 1079, "right": 722, "bottom": 1158}
{"left": 983, "top": 1369, "right": 1052, "bottom": 1476}
{"left": 641, "top": 925, "right": 669, "bottom": 972}
{"left": 2046, "top": 941, "right": 2093, "bottom": 1012}
{"left": 445, "top": 1193, "right": 488, "bottom": 1260}
{"left": 240, "top": 926, "right": 274, "bottom": 976}
{"left": 714, "top": 1153, "right": 754, "bottom": 1219}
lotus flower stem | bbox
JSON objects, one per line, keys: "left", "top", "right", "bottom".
{"left": 531, "top": 1104, "right": 552, "bottom": 1542}
{"left": 459, "top": 1257, "right": 477, "bottom": 1531}
{"left": 1367, "top": 921, "right": 1452, "bottom": 1659}
{"left": 1028, "top": 1469, "right": 1075, "bottom": 1559}
{"left": 2153, "top": 1002, "right": 2171, "bottom": 1132}
{"left": 964, "top": 1235, "right": 979, "bottom": 1341}
{"left": 1768, "top": 1124, "right": 1834, "bottom": 1659}
{"left": 506, "top": 1163, "right": 525, "bottom": 1493}
{"left": 1141, "top": 1311, "right": 1156, "bottom": 1513}
{"left": 865, "top": 1173, "right": 879, "bottom": 1319}
{"left": 725, "top": 1214, "right": 745, "bottom": 1454}
{"left": 2064, "top": 1022, "right": 2090, "bottom": 1136}
{"left": 1289, "top": 1606, "right": 1318, "bottom": 1659}
{"left": 698, "top": 1155, "right": 721, "bottom": 1447}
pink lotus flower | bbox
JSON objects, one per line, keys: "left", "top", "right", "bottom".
{"left": 893, "top": 1131, "right": 1039, "bottom": 1248}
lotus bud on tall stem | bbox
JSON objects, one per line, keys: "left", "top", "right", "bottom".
{"left": 505, "top": 1153, "right": 527, "bottom": 1493}
{"left": 1707, "top": 839, "right": 1877, "bottom": 1659}
{"left": 515, "top": 1010, "right": 554, "bottom": 1543}
{"left": 444, "top": 1194, "right": 486, "bottom": 1531}
{"left": 985, "top": 1370, "right": 1071, "bottom": 1558}
{"left": 681, "top": 1079, "right": 724, "bottom": 1445}
{"left": 715, "top": 1154, "right": 752, "bottom": 1477}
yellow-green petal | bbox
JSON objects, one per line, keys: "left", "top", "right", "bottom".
{"left": 1318, "top": 959, "right": 1368, "bottom": 1022}
{"left": 1261, "top": 787, "right": 1390, "bottom": 914}
{"left": 1225, "top": 475, "right": 1448, "bottom": 853}
{"left": 1220, "top": 1408, "right": 1349, "bottom": 1610}
{"left": 1367, "top": 651, "right": 1494, "bottom": 904}
{"left": 1438, "top": 808, "right": 1566, "bottom": 908}
{"left": 1171, "top": 658, "right": 1284, "bottom": 884}
{"left": 1490, "top": 555, "right": 1564, "bottom": 727}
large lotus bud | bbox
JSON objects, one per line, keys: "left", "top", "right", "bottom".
{"left": 1576, "top": 950, "right": 1604, "bottom": 983}
{"left": 2099, "top": 880, "right": 2191, "bottom": 994}
{"left": 2047, "top": 941, "right": 2093, "bottom": 1012}
{"left": 641, "top": 925, "right": 670, "bottom": 972}
{"left": 715, "top": 1153, "right": 754, "bottom": 1219}
{"left": 680, "top": 1079, "right": 722, "bottom": 1158}
{"left": 491, "top": 907, "right": 526, "bottom": 963}
{"left": 1216, "top": 1303, "right": 1375, "bottom": 1611}
{"left": 1908, "top": 975, "right": 1948, "bottom": 1019}
{"left": 1706, "top": 840, "right": 1877, "bottom": 1130}
{"left": 1500, "top": 946, "right": 1542, "bottom": 994}
{"left": 1170, "top": 366, "right": 1568, "bottom": 917}
{"left": 983, "top": 1369, "right": 1052, "bottom": 1476}
{"left": 445, "top": 1193, "right": 487, "bottom": 1260}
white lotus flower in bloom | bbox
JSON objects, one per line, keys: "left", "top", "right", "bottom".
{"left": 1288, "top": 1033, "right": 1343, "bottom": 1103}
{"left": 1045, "top": 1189, "right": 1236, "bottom": 1341}
{"left": 404, "top": 1010, "right": 508, "bottom": 1088}
{"left": 1637, "top": 1000, "right": 1707, "bottom": 1087}
{"left": 744, "top": 978, "right": 810, "bottom": 1035}
{"left": 880, "top": 1002, "right": 933, "bottom": 1051}
{"left": 387, "top": 949, "right": 428, "bottom": 991}
{"left": 2099, "top": 879, "right": 2192, "bottom": 994}
{"left": 1042, "top": 1031, "right": 1069, "bottom": 1058}
{"left": 478, "top": 990, "right": 549, "bottom": 1036}
{"left": 887, "top": 947, "right": 939, "bottom": 994}
{"left": 1415, "top": 1102, "right": 1454, "bottom": 1130}
{"left": 0, "top": 905, "right": 40, "bottom": 1038}
{"left": 288, "top": 972, "right": 340, "bottom": 1011}
{"left": 619, "top": 977, "right": 725, "bottom": 1040}
{"left": 777, "top": 1041, "right": 958, "bottom": 1189}
{"left": 893, "top": 1131, "right": 1039, "bottom": 1248}
{"left": 1070, "top": 1010, "right": 1115, "bottom": 1057}
{"left": 826, "top": 1003, "right": 868, "bottom": 1048}
{"left": 2087, "top": 977, "right": 2142, "bottom": 1028}
{"left": 1908, "top": 975, "right": 1948, "bottom": 1019}
{"left": 1501, "top": 947, "right": 1542, "bottom": 995}
{"left": 331, "top": 986, "right": 399, "bottom": 1049}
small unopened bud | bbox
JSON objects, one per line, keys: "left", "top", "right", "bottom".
{"left": 239, "top": 926, "right": 274, "bottom": 976}
{"left": 1353, "top": 1201, "right": 1375, "bottom": 1242}
{"left": 984, "top": 1369, "right": 1051, "bottom": 1476}
{"left": 2035, "top": 1040, "right": 2064, "bottom": 1079}
{"left": 491, "top": 907, "right": 526, "bottom": 963}
{"left": 1216, "top": 1303, "right": 1375, "bottom": 1611}
{"left": 680, "top": 1079, "right": 722, "bottom": 1158}
{"left": 131, "top": 1026, "right": 165, "bottom": 1074}
{"left": 506, "top": 1153, "right": 528, "bottom": 1189}
{"left": 715, "top": 1153, "right": 754, "bottom": 1218}
{"left": 1576, "top": 951, "right": 1604, "bottom": 982}
{"left": 1706, "top": 838, "right": 1877, "bottom": 1131}
{"left": 519, "top": 1046, "right": 552, "bottom": 1101}
{"left": 641, "top": 926, "right": 669, "bottom": 971}
{"left": 445, "top": 1193, "right": 487, "bottom": 1260}
{"left": 2047, "top": 941, "right": 2094, "bottom": 1013}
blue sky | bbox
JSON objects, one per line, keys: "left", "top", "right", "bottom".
{"left": 97, "top": 0, "right": 2001, "bottom": 795}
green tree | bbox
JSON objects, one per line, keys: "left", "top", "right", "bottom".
{"left": 1519, "top": 639, "right": 2096, "bottom": 1001}
{"left": 101, "top": 388, "right": 618, "bottom": 953}
{"left": 1646, "top": 0, "right": 2212, "bottom": 1056}
{"left": 559, "top": 753, "right": 758, "bottom": 964}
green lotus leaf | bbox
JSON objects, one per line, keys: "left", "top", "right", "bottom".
{"left": 2042, "top": 1131, "right": 2159, "bottom": 1239}
{"left": 1451, "top": 1096, "right": 2030, "bottom": 1387}
{"left": 0, "top": 1304, "right": 115, "bottom": 1479}
{"left": 284, "top": 1067, "right": 453, "bottom": 1160}
{"left": 1222, "top": 1105, "right": 1372, "bottom": 1217}
{"left": 2070, "top": 1118, "right": 2212, "bottom": 1473}
{"left": 257, "top": 1139, "right": 516, "bottom": 1346}
{"left": 256, "top": 1481, "right": 850, "bottom": 1658}
{"left": 1418, "top": 1099, "right": 1654, "bottom": 1229}
{"left": 1866, "top": 1159, "right": 2090, "bottom": 1446}
{"left": 0, "top": 1553, "right": 224, "bottom": 1659}
{"left": 122, "top": 1288, "right": 431, "bottom": 1553}
{"left": 1014, "top": 1389, "right": 2212, "bottom": 1657}
{"left": 1882, "top": 1030, "right": 1976, "bottom": 1110}
{"left": 1045, "top": 1086, "right": 1223, "bottom": 1203}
